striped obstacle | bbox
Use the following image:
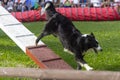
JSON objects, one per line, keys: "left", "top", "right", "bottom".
{"left": 11, "top": 7, "right": 120, "bottom": 22}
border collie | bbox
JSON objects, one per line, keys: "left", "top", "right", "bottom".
{"left": 35, "top": 1, "right": 102, "bottom": 71}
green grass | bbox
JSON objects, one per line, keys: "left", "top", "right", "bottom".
{"left": 0, "top": 21, "right": 120, "bottom": 72}
{"left": 0, "top": 30, "right": 37, "bottom": 68}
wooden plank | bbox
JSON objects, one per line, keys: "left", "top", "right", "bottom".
{"left": 26, "top": 45, "right": 73, "bottom": 70}
{"left": 0, "top": 67, "right": 120, "bottom": 80}
{"left": 0, "top": 6, "right": 44, "bottom": 52}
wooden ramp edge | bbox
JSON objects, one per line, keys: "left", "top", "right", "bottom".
{"left": 26, "top": 45, "right": 73, "bottom": 70}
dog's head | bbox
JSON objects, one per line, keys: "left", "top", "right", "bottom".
{"left": 82, "top": 33, "right": 102, "bottom": 53}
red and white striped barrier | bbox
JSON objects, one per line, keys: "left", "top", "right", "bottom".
{"left": 11, "top": 7, "right": 120, "bottom": 22}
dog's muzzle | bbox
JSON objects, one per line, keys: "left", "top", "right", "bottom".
{"left": 93, "top": 45, "right": 102, "bottom": 53}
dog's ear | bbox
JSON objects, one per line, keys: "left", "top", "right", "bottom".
{"left": 90, "top": 32, "right": 95, "bottom": 38}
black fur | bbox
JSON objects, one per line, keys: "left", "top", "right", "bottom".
{"left": 35, "top": 1, "right": 102, "bottom": 70}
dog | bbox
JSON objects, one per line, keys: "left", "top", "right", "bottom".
{"left": 35, "top": 1, "right": 102, "bottom": 71}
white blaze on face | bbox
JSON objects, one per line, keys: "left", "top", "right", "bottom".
{"left": 82, "top": 34, "right": 88, "bottom": 37}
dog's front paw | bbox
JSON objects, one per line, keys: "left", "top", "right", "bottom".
{"left": 87, "top": 67, "right": 93, "bottom": 71}
{"left": 84, "top": 64, "right": 93, "bottom": 71}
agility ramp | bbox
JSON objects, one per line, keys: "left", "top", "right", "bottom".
{"left": 0, "top": 6, "right": 73, "bottom": 70}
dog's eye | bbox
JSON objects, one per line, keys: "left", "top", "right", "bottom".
{"left": 96, "top": 41, "right": 98, "bottom": 44}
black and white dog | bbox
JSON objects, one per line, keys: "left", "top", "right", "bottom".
{"left": 35, "top": 1, "right": 102, "bottom": 71}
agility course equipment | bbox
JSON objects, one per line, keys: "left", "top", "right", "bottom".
{"left": 0, "top": 6, "right": 44, "bottom": 52}
{"left": 0, "top": 6, "right": 73, "bottom": 69}
{"left": 11, "top": 7, "right": 120, "bottom": 22}
{"left": 26, "top": 45, "right": 73, "bottom": 69}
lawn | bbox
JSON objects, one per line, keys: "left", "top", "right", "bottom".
{"left": 0, "top": 21, "right": 120, "bottom": 72}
